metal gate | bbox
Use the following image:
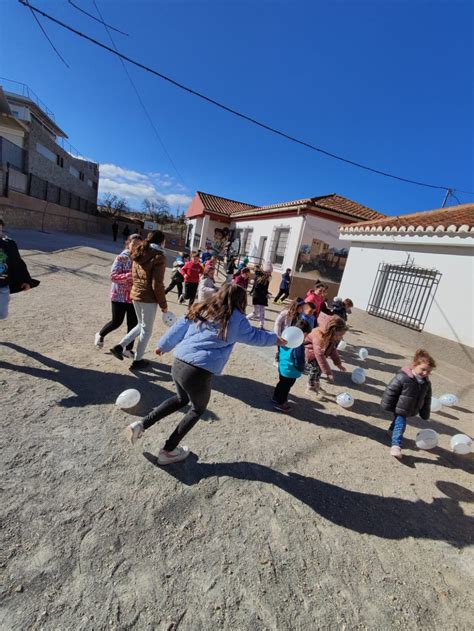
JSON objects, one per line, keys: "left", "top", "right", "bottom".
{"left": 367, "top": 262, "right": 442, "bottom": 331}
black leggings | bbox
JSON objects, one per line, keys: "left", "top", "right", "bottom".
{"left": 184, "top": 282, "right": 199, "bottom": 306}
{"left": 99, "top": 301, "right": 138, "bottom": 350}
{"left": 273, "top": 374, "right": 296, "bottom": 403}
{"left": 142, "top": 358, "right": 212, "bottom": 451}
{"left": 274, "top": 289, "right": 289, "bottom": 302}
{"left": 165, "top": 279, "right": 183, "bottom": 296}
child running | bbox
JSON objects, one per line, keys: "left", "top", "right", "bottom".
{"left": 179, "top": 251, "right": 203, "bottom": 306}
{"left": 197, "top": 266, "right": 218, "bottom": 302}
{"left": 165, "top": 254, "right": 188, "bottom": 300}
{"left": 301, "top": 301, "right": 317, "bottom": 330}
{"left": 232, "top": 267, "right": 250, "bottom": 291}
{"left": 304, "top": 315, "right": 347, "bottom": 394}
{"left": 272, "top": 319, "right": 311, "bottom": 411}
{"left": 381, "top": 349, "right": 435, "bottom": 459}
{"left": 273, "top": 268, "right": 292, "bottom": 304}
{"left": 247, "top": 270, "right": 271, "bottom": 329}
{"left": 124, "top": 284, "right": 286, "bottom": 464}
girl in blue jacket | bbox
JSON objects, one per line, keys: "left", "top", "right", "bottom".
{"left": 272, "top": 319, "right": 311, "bottom": 412}
{"left": 125, "top": 284, "right": 285, "bottom": 464}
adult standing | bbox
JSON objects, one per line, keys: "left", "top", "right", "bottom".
{"left": 94, "top": 233, "right": 142, "bottom": 355}
{"left": 111, "top": 230, "right": 168, "bottom": 370}
{"left": 112, "top": 221, "right": 119, "bottom": 242}
{"left": 0, "top": 218, "right": 39, "bottom": 320}
{"left": 122, "top": 224, "right": 130, "bottom": 240}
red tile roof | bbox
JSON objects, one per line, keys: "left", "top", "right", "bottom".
{"left": 197, "top": 191, "right": 257, "bottom": 216}
{"left": 340, "top": 203, "right": 474, "bottom": 234}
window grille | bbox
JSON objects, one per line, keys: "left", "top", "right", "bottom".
{"left": 367, "top": 262, "right": 442, "bottom": 331}
{"left": 269, "top": 228, "right": 290, "bottom": 266}
{"left": 241, "top": 229, "right": 253, "bottom": 255}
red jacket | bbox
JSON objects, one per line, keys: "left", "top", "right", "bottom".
{"left": 180, "top": 261, "right": 203, "bottom": 283}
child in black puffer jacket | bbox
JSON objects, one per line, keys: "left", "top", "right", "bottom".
{"left": 381, "top": 348, "right": 435, "bottom": 459}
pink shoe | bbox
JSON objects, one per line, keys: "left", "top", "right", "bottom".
{"left": 390, "top": 445, "right": 402, "bottom": 459}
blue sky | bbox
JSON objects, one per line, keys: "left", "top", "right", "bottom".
{"left": 1, "top": 0, "right": 472, "bottom": 215}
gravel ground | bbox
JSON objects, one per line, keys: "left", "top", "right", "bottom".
{"left": 1, "top": 230, "right": 473, "bottom": 631}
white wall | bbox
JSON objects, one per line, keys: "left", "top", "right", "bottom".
{"left": 339, "top": 240, "right": 474, "bottom": 347}
{"left": 186, "top": 217, "right": 202, "bottom": 250}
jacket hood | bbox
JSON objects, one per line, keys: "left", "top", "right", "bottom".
{"left": 401, "top": 366, "right": 415, "bottom": 378}
{"left": 132, "top": 244, "right": 164, "bottom": 264}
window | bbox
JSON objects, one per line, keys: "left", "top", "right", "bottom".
{"left": 87, "top": 178, "right": 93, "bottom": 187}
{"left": 69, "top": 165, "right": 80, "bottom": 178}
{"left": 36, "top": 142, "right": 56, "bottom": 162}
{"left": 193, "top": 232, "right": 201, "bottom": 249}
{"left": 241, "top": 229, "right": 253, "bottom": 255}
{"left": 56, "top": 155, "right": 64, "bottom": 167}
{"left": 269, "top": 228, "right": 290, "bottom": 266}
{"left": 79, "top": 172, "right": 85, "bottom": 181}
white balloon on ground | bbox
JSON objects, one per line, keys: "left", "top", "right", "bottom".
{"left": 358, "top": 348, "right": 369, "bottom": 360}
{"left": 336, "top": 392, "right": 354, "bottom": 408}
{"left": 162, "top": 311, "right": 177, "bottom": 327}
{"left": 115, "top": 388, "right": 141, "bottom": 409}
{"left": 440, "top": 393, "right": 459, "bottom": 407}
{"left": 430, "top": 397, "right": 443, "bottom": 413}
{"left": 351, "top": 367, "right": 366, "bottom": 385}
{"left": 282, "top": 326, "right": 304, "bottom": 348}
{"left": 450, "top": 434, "right": 472, "bottom": 455}
{"left": 337, "top": 339, "right": 347, "bottom": 351}
{"left": 415, "top": 429, "right": 439, "bottom": 450}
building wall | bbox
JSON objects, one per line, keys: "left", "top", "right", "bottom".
{"left": 25, "top": 118, "right": 98, "bottom": 204}
{"left": 0, "top": 121, "right": 25, "bottom": 148}
{"left": 338, "top": 240, "right": 474, "bottom": 347}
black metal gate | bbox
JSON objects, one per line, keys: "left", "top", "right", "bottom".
{"left": 367, "top": 262, "right": 442, "bottom": 331}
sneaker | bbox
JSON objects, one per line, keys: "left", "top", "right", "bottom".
{"left": 125, "top": 421, "right": 144, "bottom": 445}
{"left": 306, "top": 385, "right": 320, "bottom": 395}
{"left": 94, "top": 333, "right": 104, "bottom": 349}
{"left": 130, "top": 359, "right": 150, "bottom": 370}
{"left": 157, "top": 446, "right": 190, "bottom": 465}
{"left": 273, "top": 360, "right": 279, "bottom": 368}
{"left": 110, "top": 344, "right": 124, "bottom": 360}
{"left": 390, "top": 445, "right": 402, "bottom": 459}
{"left": 178, "top": 295, "right": 185, "bottom": 304}
{"left": 123, "top": 349, "right": 135, "bottom": 359}
{"left": 273, "top": 402, "right": 291, "bottom": 412}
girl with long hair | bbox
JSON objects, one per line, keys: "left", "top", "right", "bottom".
{"left": 304, "top": 315, "right": 348, "bottom": 394}
{"left": 247, "top": 270, "right": 271, "bottom": 329}
{"left": 124, "top": 284, "right": 285, "bottom": 465}
{"left": 110, "top": 230, "right": 168, "bottom": 370}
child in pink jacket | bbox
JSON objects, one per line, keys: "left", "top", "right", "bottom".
{"left": 304, "top": 315, "right": 347, "bottom": 393}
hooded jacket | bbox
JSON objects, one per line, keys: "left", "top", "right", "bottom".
{"left": 381, "top": 367, "right": 432, "bottom": 419}
{"left": 0, "top": 235, "right": 40, "bottom": 294}
{"left": 304, "top": 314, "right": 342, "bottom": 376}
{"left": 251, "top": 275, "right": 270, "bottom": 306}
{"left": 130, "top": 244, "right": 167, "bottom": 308}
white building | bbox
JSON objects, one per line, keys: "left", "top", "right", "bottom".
{"left": 186, "top": 191, "right": 383, "bottom": 297}
{"left": 338, "top": 204, "right": 474, "bottom": 347}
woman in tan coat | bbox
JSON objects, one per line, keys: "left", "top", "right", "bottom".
{"left": 111, "top": 230, "right": 168, "bottom": 369}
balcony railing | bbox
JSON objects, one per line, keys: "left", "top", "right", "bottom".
{"left": 0, "top": 136, "right": 26, "bottom": 172}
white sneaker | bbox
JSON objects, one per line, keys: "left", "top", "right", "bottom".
{"left": 157, "top": 445, "right": 190, "bottom": 465}
{"left": 273, "top": 360, "right": 279, "bottom": 368}
{"left": 123, "top": 349, "right": 135, "bottom": 359}
{"left": 94, "top": 332, "right": 104, "bottom": 349}
{"left": 125, "top": 421, "right": 144, "bottom": 445}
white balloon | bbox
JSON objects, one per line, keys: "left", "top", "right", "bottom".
{"left": 450, "top": 434, "right": 472, "bottom": 455}
{"left": 440, "top": 393, "right": 459, "bottom": 407}
{"left": 351, "top": 367, "right": 366, "bottom": 385}
{"left": 415, "top": 429, "right": 438, "bottom": 450}
{"left": 430, "top": 397, "right": 442, "bottom": 413}
{"left": 115, "top": 388, "right": 141, "bottom": 409}
{"left": 337, "top": 339, "right": 347, "bottom": 351}
{"left": 358, "top": 348, "right": 369, "bottom": 360}
{"left": 162, "top": 311, "right": 177, "bottom": 327}
{"left": 282, "top": 326, "right": 304, "bottom": 349}
{"left": 336, "top": 392, "right": 354, "bottom": 408}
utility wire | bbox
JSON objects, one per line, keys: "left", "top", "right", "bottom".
{"left": 19, "top": 0, "right": 474, "bottom": 196}
{"left": 91, "top": 0, "right": 186, "bottom": 188}
{"left": 27, "top": 2, "right": 70, "bottom": 68}
{"left": 67, "top": 0, "right": 128, "bottom": 36}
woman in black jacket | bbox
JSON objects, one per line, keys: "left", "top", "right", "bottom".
{"left": 380, "top": 348, "right": 435, "bottom": 459}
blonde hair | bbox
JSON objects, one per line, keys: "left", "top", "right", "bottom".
{"left": 413, "top": 348, "right": 436, "bottom": 369}
{"left": 320, "top": 316, "right": 348, "bottom": 351}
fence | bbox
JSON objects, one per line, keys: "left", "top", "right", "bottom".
{"left": 367, "top": 262, "right": 442, "bottom": 331}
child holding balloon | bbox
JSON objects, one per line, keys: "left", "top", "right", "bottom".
{"left": 272, "top": 319, "right": 311, "bottom": 411}
{"left": 380, "top": 349, "right": 435, "bottom": 459}
{"left": 273, "top": 297, "right": 305, "bottom": 366}
{"left": 124, "top": 284, "right": 286, "bottom": 465}
{"left": 304, "top": 316, "right": 348, "bottom": 394}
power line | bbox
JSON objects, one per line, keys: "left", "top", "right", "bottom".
{"left": 27, "top": 2, "right": 70, "bottom": 68}
{"left": 19, "top": 0, "right": 474, "bottom": 196}
{"left": 91, "top": 0, "right": 186, "bottom": 189}
{"left": 67, "top": 0, "right": 128, "bottom": 36}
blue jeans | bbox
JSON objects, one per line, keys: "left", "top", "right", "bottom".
{"left": 389, "top": 415, "right": 407, "bottom": 447}
{"left": 0, "top": 286, "right": 10, "bottom": 320}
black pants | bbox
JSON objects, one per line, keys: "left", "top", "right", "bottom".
{"left": 99, "top": 301, "right": 138, "bottom": 350}
{"left": 184, "top": 282, "right": 199, "bottom": 305}
{"left": 142, "top": 358, "right": 212, "bottom": 451}
{"left": 274, "top": 289, "right": 289, "bottom": 303}
{"left": 165, "top": 279, "right": 183, "bottom": 296}
{"left": 273, "top": 374, "right": 296, "bottom": 403}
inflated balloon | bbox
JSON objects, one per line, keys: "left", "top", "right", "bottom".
{"left": 336, "top": 392, "right": 354, "bottom": 409}
{"left": 282, "top": 326, "right": 304, "bottom": 349}
{"left": 351, "top": 367, "right": 366, "bottom": 385}
{"left": 162, "top": 311, "right": 177, "bottom": 327}
{"left": 337, "top": 340, "right": 347, "bottom": 351}
{"left": 430, "top": 397, "right": 442, "bottom": 413}
{"left": 450, "top": 434, "right": 472, "bottom": 455}
{"left": 115, "top": 388, "right": 141, "bottom": 409}
{"left": 415, "top": 429, "right": 438, "bottom": 450}
{"left": 358, "top": 348, "right": 369, "bottom": 360}
{"left": 440, "top": 393, "right": 459, "bottom": 407}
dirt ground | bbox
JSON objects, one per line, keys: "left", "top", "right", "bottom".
{"left": 1, "top": 230, "right": 473, "bottom": 631}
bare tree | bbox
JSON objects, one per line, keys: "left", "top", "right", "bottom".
{"left": 142, "top": 197, "right": 170, "bottom": 224}
{"left": 99, "top": 193, "right": 129, "bottom": 217}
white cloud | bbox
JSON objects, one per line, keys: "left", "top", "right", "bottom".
{"left": 98, "top": 162, "right": 192, "bottom": 211}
